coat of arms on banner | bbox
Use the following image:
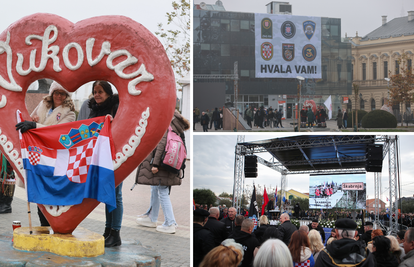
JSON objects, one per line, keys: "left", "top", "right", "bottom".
{"left": 302, "top": 44, "right": 317, "bottom": 61}
{"left": 282, "top": 43, "right": 295, "bottom": 61}
{"left": 261, "top": 18, "right": 272, "bottom": 39}
{"left": 303, "top": 20, "right": 316, "bottom": 40}
{"left": 261, "top": 42, "right": 273, "bottom": 60}
{"left": 281, "top": 21, "right": 296, "bottom": 39}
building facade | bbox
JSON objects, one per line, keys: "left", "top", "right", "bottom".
{"left": 348, "top": 12, "right": 414, "bottom": 118}
{"left": 194, "top": 2, "right": 352, "bottom": 119}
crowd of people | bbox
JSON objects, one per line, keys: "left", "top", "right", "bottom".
{"left": 194, "top": 107, "right": 223, "bottom": 132}
{"left": 193, "top": 205, "right": 414, "bottom": 267}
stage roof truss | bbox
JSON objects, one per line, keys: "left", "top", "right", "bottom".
{"left": 239, "top": 135, "right": 380, "bottom": 173}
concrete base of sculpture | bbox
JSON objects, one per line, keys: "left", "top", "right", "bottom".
{"left": 13, "top": 226, "right": 104, "bottom": 257}
{"left": 1, "top": 228, "right": 161, "bottom": 266}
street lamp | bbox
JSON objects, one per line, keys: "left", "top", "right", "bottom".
{"left": 296, "top": 76, "right": 305, "bottom": 131}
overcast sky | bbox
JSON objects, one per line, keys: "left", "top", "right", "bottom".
{"left": 197, "top": 0, "right": 414, "bottom": 38}
{"left": 0, "top": 0, "right": 180, "bottom": 101}
{"left": 193, "top": 134, "right": 414, "bottom": 204}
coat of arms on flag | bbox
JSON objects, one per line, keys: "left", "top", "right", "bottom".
{"left": 261, "top": 42, "right": 273, "bottom": 61}
{"left": 27, "top": 146, "right": 42, "bottom": 165}
{"left": 19, "top": 115, "right": 117, "bottom": 211}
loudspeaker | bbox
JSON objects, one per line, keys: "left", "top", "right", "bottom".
{"left": 365, "top": 144, "right": 383, "bottom": 172}
{"left": 244, "top": 155, "right": 257, "bottom": 178}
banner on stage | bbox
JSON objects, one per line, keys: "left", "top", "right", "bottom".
{"left": 309, "top": 173, "right": 366, "bottom": 209}
{"left": 255, "top": 13, "right": 321, "bottom": 79}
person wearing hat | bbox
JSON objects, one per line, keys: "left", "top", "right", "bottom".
{"left": 315, "top": 218, "right": 376, "bottom": 266}
{"left": 16, "top": 81, "right": 75, "bottom": 132}
{"left": 307, "top": 219, "right": 326, "bottom": 243}
{"left": 194, "top": 209, "right": 215, "bottom": 267}
{"left": 361, "top": 221, "right": 374, "bottom": 245}
{"left": 16, "top": 81, "right": 76, "bottom": 226}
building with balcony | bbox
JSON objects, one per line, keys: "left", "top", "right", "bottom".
{"left": 348, "top": 11, "right": 414, "bottom": 117}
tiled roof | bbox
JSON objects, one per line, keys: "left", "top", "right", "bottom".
{"left": 361, "top": 16, "right": 414, "bottom": 41}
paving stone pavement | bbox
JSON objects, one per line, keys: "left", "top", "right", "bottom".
{"left": 0, "top": 161, "right": 191, "bottom": 267}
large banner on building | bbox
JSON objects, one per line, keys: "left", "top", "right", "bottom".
{"left": 255, "top": 13, "right": 321, "bottom": 79}
{"left": 309, "top": 173, "right": 366, "bottom": 209}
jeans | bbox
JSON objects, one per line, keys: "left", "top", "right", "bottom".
{"left": 145, "top": 185, "right": 176, "bottom": 227}
{"left": 105, "top": 182, "right": 123, "bottom": 230}
{"left": 343, "top": 119, "right": 347, "bottom": 128}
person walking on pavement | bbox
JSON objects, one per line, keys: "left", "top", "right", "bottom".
{"left": 337, "top": 109, "right": 343, "bottom": 129}
{"left": 200, "top": 111, "right": 209, "bottom": 132}
{"left": 136, "top": 110, "right": 189, "bottom": 234}
{"left": 343, "top": 109, "right": 348, "bottom": 129}
{"left": 212, "top": 108, "right": 220, "bottom": 130}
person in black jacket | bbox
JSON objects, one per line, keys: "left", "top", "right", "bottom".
{"left": 87, "top": 81, "right": 121, "bottom": 247}
{"left": 220, "top": 207, "right": 237, "bottom": 237}
{"left": 200, "top": 111, "right": 210, "bottom": 132}
{"left": 229, "top": 218, "right": 260, "bottom": 267}
{"left": 204, "top": 207, "right": 227, "bottom": 246}
{"left": 361, "top": 221, "right": 374, "bottom": 245}
{"left": 278, "top": 213, "right": 297, "bottom": 245}
{"left": 307, "top": 219, "right": 326, "bottom": 243}
{"left": 193, "top": 209, "right": 215, "bottom": 267}
{"left": 212, "top": 108, "right": 220, "bottom": 130}
{"left": 316, "top": 218, "right": 376, "bottom": 267}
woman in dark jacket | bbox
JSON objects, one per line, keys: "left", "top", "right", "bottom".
{"left": 136, "top": 110, "right": 190, "bottom": 234}
{"left": 87, "top": 81, "right": 121, "bottom": 247}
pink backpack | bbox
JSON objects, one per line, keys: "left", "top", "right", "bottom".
{"left": 160, "top": 126, "right": 186, "bottom": 178}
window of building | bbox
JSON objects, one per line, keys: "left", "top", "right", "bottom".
{"left": 395, "top": 60, "right": 399, "bottom": 74}
{"left": 240, "top": 20, "right": 250, "bottom": 31}
{"left": 408, "top": 59, "right": 412, "bottom": 71}
{"left": 382, "top": 98, "right": 385, "bottom": 106}
{"left": 240, "top": 70, "right": 249, "bottom": 77}
{"left": 373, "top": 62, "right": 377, "bottom": 80}
{"left": 221, "top": 44, "right": 230, "bottom": 56}
{"left": 201, "top": 44, "right": 210, "bottom": 50}
{"left": 330, "top": 25, "right": 339, "bottom": 37}
{"left": 362, "top": 63, "right": 366, "bottom": 80}
{"left": 371, "top": 98, "right": 375, "bottom": 110}
{"left": 337, "top": 64, "right": 341, "bottom": 81}
{"left": 360, "top": 98, "right": 365, "bottom": 110}
{"left": 322, "top": 65, "right": 327, "bottom": 81}
{"left": 221, "top": 19, "right": 230, "bottom": 31}
{"left": 231, "top": 20, "right": 240, "bottom": 32}
{"left": 264, "top": 95, "right": 268, "bottom": 106}
{"left": 384, "top": 61, "right": 388, "bottom": 78}
{"left": 347, "top": 63, "right": 353, "bottom": 81}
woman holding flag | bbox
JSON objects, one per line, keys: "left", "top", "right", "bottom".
{"left": 86, "top": 80, "right": 122, "bottom": 247}
{"left": 16, "top": 81, "right": 76, "bottom": 226}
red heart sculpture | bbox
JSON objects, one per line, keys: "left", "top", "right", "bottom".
{"left": 0, "top": 13, "right": 176, "bottom": 233}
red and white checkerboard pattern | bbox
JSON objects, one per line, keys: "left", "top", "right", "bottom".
{"left": 262, "top": 46, "right": 272, "bottom": 59}
{"left": 294, "top": 260, "right": 310, "bottom": 267}
{"left": 28, "top": 151, "right": 40, "bottom": 166}
{"left": 67, "top": 140, "right": 96, "bottom": 183}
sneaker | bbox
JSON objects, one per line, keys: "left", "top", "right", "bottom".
{"left": 156, "top": 224, "right": 176, "bottom": 234}
{"left": 136, "top": 216, "right": 157, "bottom": 228}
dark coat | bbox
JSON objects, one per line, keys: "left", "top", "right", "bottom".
{"left": 193, "top": 223, "right": 215, "bottom": 267}
{"left": 200, "top": 114, "right": 209, "bottom": 125}
{"left": 204, "top": 217, "right": 227, "bottom": 246}
{"left": 361, "top": 230, "right": 372, "bottom": 245}
{"left": 253, "top": 224, "right": 269, "bottom": 244}
{"left": 212, "top": 109, "right": 220, "bottom": 121}
{"left": 136, "top": 110, "right": 190, "bottom": 186}
{"left": 307, "top": 223, "right": 326, "bottom": 242}
{"left": 220, "top": 216, "right": 236, "bottom": 237}
{"left": 229, "top": 229, "right": 260, "bottom": 267}
{"left": 279, "top": 220, "right": 297, "bottom": 245}
{"left": 88, "top": 94, "right": 119, "bottom": 118}
{"left": 315, "top": 238, "right": 376, "bottom": 267}
{"left": 372, "top": 251, "right": 399, "bottom": 267}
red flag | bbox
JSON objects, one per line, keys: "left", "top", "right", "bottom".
{"left": 261, "top": 187, "right": 269, "bottom": 216}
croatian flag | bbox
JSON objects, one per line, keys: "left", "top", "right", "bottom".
{"left": 19, "top": 114, "right": 116, "bottom": 211}
{"left": 274, "top": 186, "right": 278, "bottom": 209}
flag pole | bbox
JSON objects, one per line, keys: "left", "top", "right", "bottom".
{"left": 17, "top": 110, "right": 32, "bottom": 234}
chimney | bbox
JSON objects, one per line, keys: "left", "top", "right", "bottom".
{"left": 409, "top": 11, "right": 414, "bottom": 22}
{"left": 382, "top": 15, "right": 387, "bottom": 25}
